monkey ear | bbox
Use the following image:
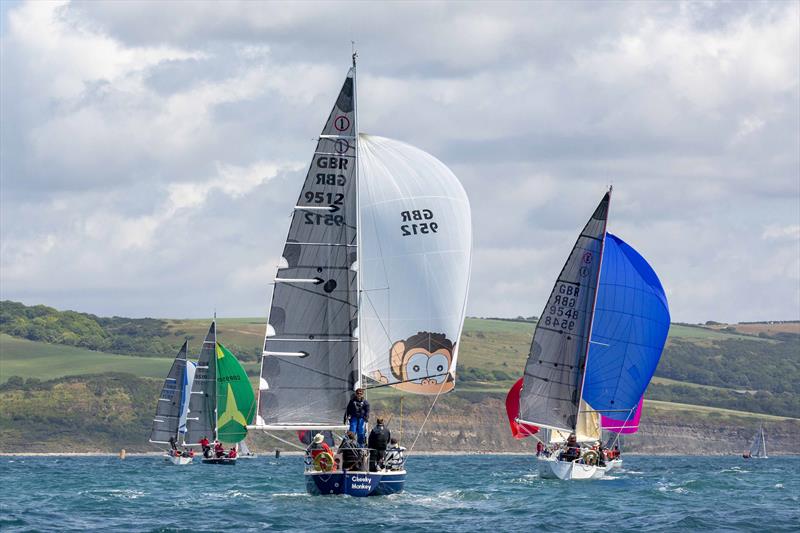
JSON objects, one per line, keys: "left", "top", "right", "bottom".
{"left": 390, "top": 341, "right": 406, "bottom": 380}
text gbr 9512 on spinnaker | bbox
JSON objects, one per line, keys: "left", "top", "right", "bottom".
{"left": 249, "top": 55, "right": 472, "bottom": 496}
{"left": 506, "top": 189, "right": 670, "bottom": 480}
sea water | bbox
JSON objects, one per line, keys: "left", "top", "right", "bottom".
{"left": 1, "top": 455, "right": 797, "bottom": 532}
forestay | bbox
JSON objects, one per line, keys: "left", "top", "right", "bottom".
{"left": 257, "top": 68, "right": 358, "bottom": 429}
{"left": 185, "top": 323, "right": 217, "bottom": 444}
{"left": 359, "top": 135, "right": 472, "bottom": 395}
{"left": 150, "top": 341, "right": 190, "bottom": 444}
{"left": 518, "top": 193, "right": 610, "bottom": 433}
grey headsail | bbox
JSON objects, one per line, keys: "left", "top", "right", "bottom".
{"left": 185, "top": 322, "right": 217, "bottom": 444}
{"left": 750, "top": 425, "right": 768, "bottom": 458}
{"left": 149, "top": 340, "right": 189, "bottom": 444}
{"left": 518, "top": 192, "right": 610, "bottom": 433}
{"left": 256, "top": 67, "right": 358, "bottom": 429}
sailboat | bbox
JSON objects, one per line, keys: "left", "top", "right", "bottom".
{"left": 509, "top": 189, "right": 670, "bottom": 480}
{"left": 250, "top": 55, "right": 472, "bottom": 496}
{"left": 239, "top": 440, "right": 257, "bottom": 459}
{"left": 149, "top": 340, "right": 197, "bottom": 465}
{"left": 744, "top": 424, "right": 767, "bottom": 459}
{"left": 185, "top": 321, "right": 257, "bottom": 465}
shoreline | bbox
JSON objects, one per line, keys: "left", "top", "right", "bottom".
{"left": 2, "top": 451, "right": 795, "bottom": 457}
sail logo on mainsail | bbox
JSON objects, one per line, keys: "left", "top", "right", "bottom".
{"left": 218, "top": 383, "right": 248, "bottom": 429}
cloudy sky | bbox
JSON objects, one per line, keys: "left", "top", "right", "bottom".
{"left": 1, "top": 0, "right": 798, "bottom": 323}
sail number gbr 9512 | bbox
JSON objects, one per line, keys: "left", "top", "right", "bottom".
{"left": 303, "top": 156, "right": 349, "bottom": 226}
{"left": 542, "top": 282, "right": 580, "bottom": 331}
{"left": 400, "top": 209, "right": 439, "bottom": 237}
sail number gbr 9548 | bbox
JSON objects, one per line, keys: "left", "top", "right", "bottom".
{"left": 303, "top": 156, "right": 349, "bottom": 226}
{"left": 543, "top": 282, "right": 580, "bottom": 332}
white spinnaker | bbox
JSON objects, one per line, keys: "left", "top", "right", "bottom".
{"left": 358, "top": 134, "right": 472, "bottom": 395}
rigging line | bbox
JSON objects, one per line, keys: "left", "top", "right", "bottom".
{"left": 407, "top": 377, "right": 449, "bottom": 456}
{"left": 272, "top": 357, "right": 350, "bottom": 383}
{"left": 365, "top": 372, "right": 451, "bottom": 390}
{"left": 361, "top": 290, "right": 394, "bottom": 348}
{"left": 262, "top": 430, "right": 307, "bottom": 451}
{"left": 607, "top": 403, "right": 636, "bottom": 451}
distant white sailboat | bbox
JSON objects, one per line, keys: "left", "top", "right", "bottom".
{"left": 743, "top": 425, "right": 767, "bottom": 459}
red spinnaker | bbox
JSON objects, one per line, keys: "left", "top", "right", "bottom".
{"left": 506, "top": 378, "right": 539, "bottom": 439}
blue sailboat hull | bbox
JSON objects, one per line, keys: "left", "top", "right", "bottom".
{"left": 305, "top": 470, "right": 406, "bottom": 496}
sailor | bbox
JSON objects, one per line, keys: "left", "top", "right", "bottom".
{"left": 214, "top": 440, "right": 225, "bottom": 458}
{"left": 383, "top": 438, "right": 406, "bottom": 471}
{"left": 536, "top": 441, "right": 545, "bottom": 456}
{"left": 344, "top": 388, "right": 370, "bottom": 446}
{"left": 307, "top": 433, "right": 333, "bottom": 460}
{"left": 560, "top": 433, "right": 580, "bottom": 462}
{"left": 169, "top": 436, "right": 178, "bottom": 451}
{"left": 228, "top": 446, "right": 237, "bottom": 459}
{"left": 367, "top": 417, "right": 391, "bottom": 471}
{"left": 199, "top": 436, "right": 211, "bottom": 458}
{"left": 338, "top": 431, "right": 363, "bottom": 471}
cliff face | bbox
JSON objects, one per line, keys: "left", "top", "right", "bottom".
{"left": 344, "top": 396, "right": 800, "bottom": 456}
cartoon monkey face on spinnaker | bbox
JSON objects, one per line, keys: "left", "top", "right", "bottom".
{"left": 372, "top": 332, "right": 456, "bottom": 394}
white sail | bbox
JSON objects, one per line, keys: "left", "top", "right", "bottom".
{"left": 178, "top": 361, "right": 196, "bottom": 441}
{"left": 358, "top": 134, "right": 472, "bottom": 395}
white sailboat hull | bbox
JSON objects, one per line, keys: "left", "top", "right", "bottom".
{"left": 606, "top": 458, "right": 623, "bottom": 470}
{"left": 537, "top": 456, "right": 606, "bottom": 480}
{"left": 164, "top": 454, "right": 192, "bottom": 465}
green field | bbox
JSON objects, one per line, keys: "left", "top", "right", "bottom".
{"left": 0, "top": 334, "right": 172, "bottom": 383}
{"left": 0, "top": 334, "right": 259, "bottom": 383}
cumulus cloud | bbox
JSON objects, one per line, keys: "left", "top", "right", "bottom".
{"left": 1, "top": 0, "right": 798, "bottom": 323}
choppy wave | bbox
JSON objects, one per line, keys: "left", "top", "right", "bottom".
{"left": 1, "top": 455, "right": 799, "bottom": 532}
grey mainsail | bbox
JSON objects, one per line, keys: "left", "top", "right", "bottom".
{"left": 185, "top": 322, "right": 217, "bottom": 444}
{"left": 256, "top": 67, "right": 359, "bottom": 429}
{"left": 150, "top": 340, "right": 189, "bottom": 444}
{"left": 518, "top": 192, "right": 610, "bottom": 433}
{"left": 749, "top": 425, "right": 767, "bottom": 458}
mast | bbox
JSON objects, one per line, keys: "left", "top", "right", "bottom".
{"left": 575, "top": 186, "right": 611, "bottom": 434}
{"left": 212, "top": 318, "right": 218, "bottom": 441}
{"left": 353, "top": 48, "right": 363, "bottom": 393}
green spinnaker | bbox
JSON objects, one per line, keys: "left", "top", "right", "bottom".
{"left": 215, "top": 342, "right": 256, "bottom": 444}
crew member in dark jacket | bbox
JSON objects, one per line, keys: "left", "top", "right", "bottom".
{"left": 344, "top": 388, "right": 370, "bottom": 445}
{"left": 338, "top": 431, "right": 364, "bottom": 471}
{"left": 367, "top": 417, "right": 391, "bottom": 471}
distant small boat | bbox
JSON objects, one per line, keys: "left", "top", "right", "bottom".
{"left": 149, "top": 340, "right": 197, "bottom": 465}
{"left": 238, "top": 440, "right": 257, "bottom": 459}
{"left": 185, "top": 321, "right": 256, "bottom": 465}
{"left": 743, "top": 424, "right": 768, "bottom": 459}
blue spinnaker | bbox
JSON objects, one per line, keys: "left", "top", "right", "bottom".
{"left": 581, "top": 233, "right": 670, "bottom": 418}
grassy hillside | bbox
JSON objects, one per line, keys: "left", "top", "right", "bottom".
{"left": 0, "top": 335, "right": 172, "bottom": 382}
{"left": 1, "top": 301, "right": 798, "bottom": 424}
